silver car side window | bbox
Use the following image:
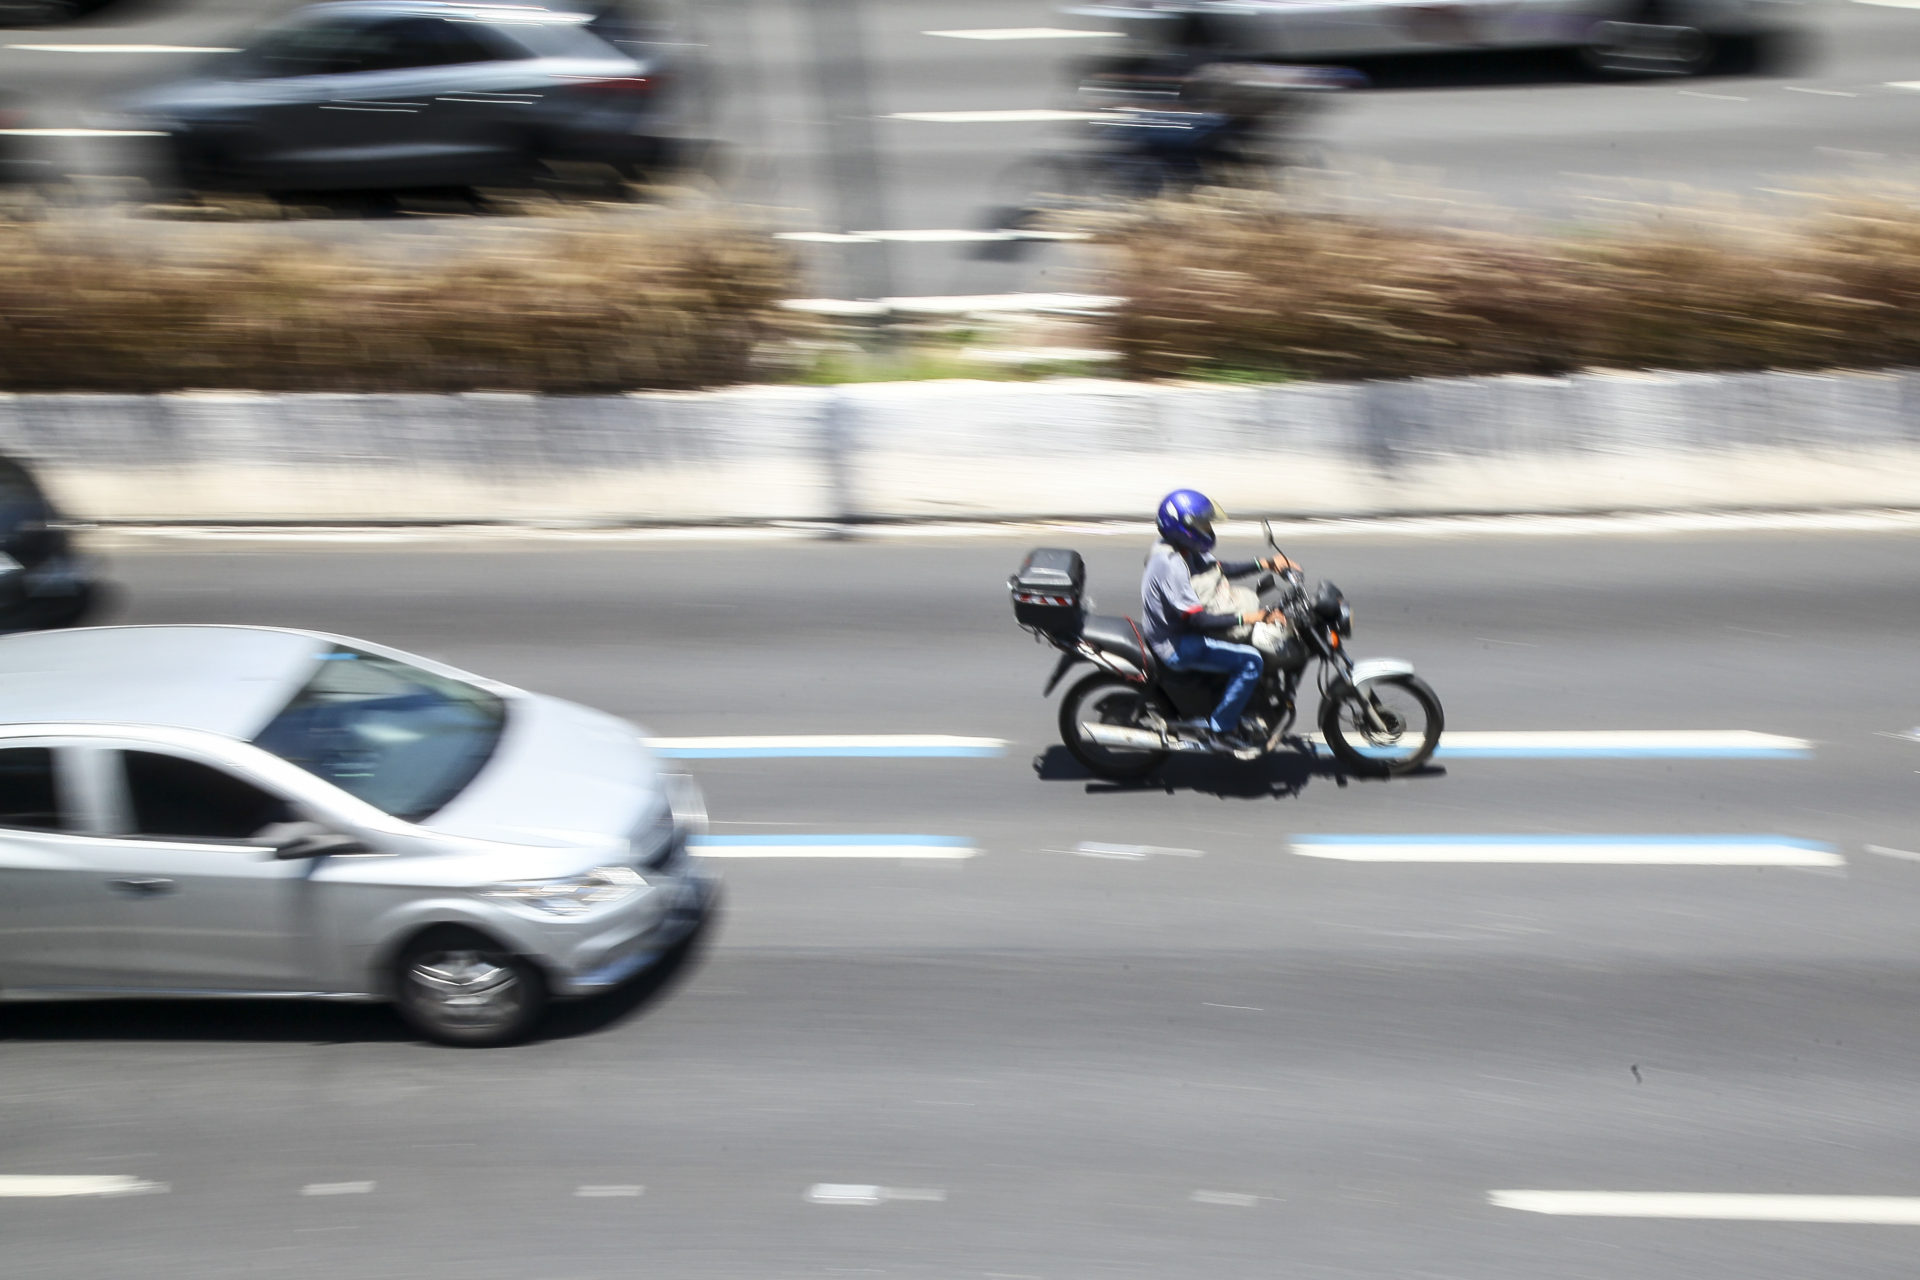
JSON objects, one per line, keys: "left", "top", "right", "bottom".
{"left": 116, "top": 750, "right": 296, "bottom": 844}
{"left": 0, "top": 746, "right": 64, "bottom": 833}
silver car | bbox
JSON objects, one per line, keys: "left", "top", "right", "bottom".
{"left": 119, "top": 1, "right": 696, "bottom": 196}
{"left": 0, "top": 624, "right": 715, "bottom": 1046}
{"left": 1071, "top": 0, "right": 1803, "bottom": 77}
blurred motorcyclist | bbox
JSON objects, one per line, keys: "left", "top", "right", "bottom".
{"left": 1141, "top": 489, "right": 1298, "bottom": 749}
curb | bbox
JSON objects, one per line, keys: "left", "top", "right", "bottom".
{"left": 6, "top": 368, "right": 1920, "bottom": 525}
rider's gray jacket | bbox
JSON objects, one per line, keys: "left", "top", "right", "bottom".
{"left": 1140, "top": 541, "right": 1261, "bottom": 664}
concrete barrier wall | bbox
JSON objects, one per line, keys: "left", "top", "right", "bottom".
{"left": 3, "top": 369, "right": 1919, "bottom": 524}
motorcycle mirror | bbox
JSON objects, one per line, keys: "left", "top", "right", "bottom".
{"left": 1260, "top": 518, "right": 1293, "bottom": 571}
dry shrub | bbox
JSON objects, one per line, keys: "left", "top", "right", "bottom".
{"left": 0, "top": 215, "right": 799, "bottom": 393}
{"left": 1095, "top": 193, "right": 1920, "bottom": 381}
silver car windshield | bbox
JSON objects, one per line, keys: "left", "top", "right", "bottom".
{"left": 252, "top": 646, "right": 506, "bottom": 821}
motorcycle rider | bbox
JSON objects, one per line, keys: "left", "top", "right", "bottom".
{"left": 1141, "top": 489, "right": 1298, "bottom": 749}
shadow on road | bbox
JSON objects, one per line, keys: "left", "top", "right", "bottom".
{"left": 0, "top": 910, "right": 719, "bottom": 1048}
{"left": 1033, "top": 744, "right": 1446, "bottom": 800}
{"left": 1232, "top": 41, "right": 1807, "bottom": 93}
{"left": 1339, "top": 48, "right": 1616, "bottom": 90}
{"left": 0, "top": 995, "right": 416, "bottom": 1045}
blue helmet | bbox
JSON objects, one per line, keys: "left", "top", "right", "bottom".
{"left": 1156, "top": 489, "right": 1222, "bottom": 553}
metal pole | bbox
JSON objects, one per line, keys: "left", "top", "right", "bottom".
{"left": 797, "top": 0, "right": 894, "bottom": 308}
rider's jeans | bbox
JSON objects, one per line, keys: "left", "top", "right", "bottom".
{"left": 1165, "top": 634, "right": 1264, "bottom": 734}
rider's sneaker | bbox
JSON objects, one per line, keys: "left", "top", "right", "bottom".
{"left": 1207, "top": 725, "right": 1265, "bottom": 760}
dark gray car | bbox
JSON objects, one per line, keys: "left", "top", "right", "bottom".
{"left": 121, "top": 1, "right": 692, "bottom": 195}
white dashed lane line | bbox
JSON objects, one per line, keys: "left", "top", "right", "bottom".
{"left": 17, "top": 1179, "right": 1919, "bottom": 1219}
{"left": 4, "top": 44, "right": 238, "bottom": 53}
{"left": 0, "top": 1176, "right": 166, "bottom": 1198}
{"left": 923, "top": 27, "right": 1120, "bottom": 40}
{"left": 1293, "top": 836, "right": 1843, "bottom": 866}
{"left": 807, "top": 1184, "right": 947, "bottom": 1204}
{"left": 1866, "top": 845, "right": 1920, "bottom": 863}
{"left": 886, "top": 109, "right": 1101, "bottom": 123}
{"left": 1492, "top": 1191, "right": 1920, "bottom": 1224}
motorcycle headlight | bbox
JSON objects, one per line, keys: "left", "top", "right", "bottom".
{"left": 482, "top": 866, "right": 648, "bottom": 916}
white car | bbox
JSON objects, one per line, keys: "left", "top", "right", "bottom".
{"left": 1070, "top": 0, "right": 1804, "bottom": 76}
{"left": 0, "top": 625, "right": 714, "bottom": 1046}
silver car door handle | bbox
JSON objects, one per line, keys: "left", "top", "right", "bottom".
{"left": 110, "top": 877, "right": 177, "bottom": 896}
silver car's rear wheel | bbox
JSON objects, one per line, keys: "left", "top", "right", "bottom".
{"left": 393, "top": 930, "right": 546, "bottom": 1047}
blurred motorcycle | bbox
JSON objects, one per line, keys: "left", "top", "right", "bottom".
{"left": 1009, "top": 523, "right": 1442, "bottom": 780}
{"left": 984, "top": 60, "right": 1357, "bottom": 235}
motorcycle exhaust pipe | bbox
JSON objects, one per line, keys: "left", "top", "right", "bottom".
{"left": 1080, "top": 723, "right": 1169, "bottom": 750}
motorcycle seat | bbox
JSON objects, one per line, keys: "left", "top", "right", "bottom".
{"left": 1081, "top": 614, "right": 1150, "bottom": 675}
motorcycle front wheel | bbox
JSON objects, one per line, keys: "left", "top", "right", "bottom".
{"left": 1059, "top": 672, "right": 1168, "bottom": 780}
{"left": 1319, "top": 674, "right": 1443, "bottom": 777}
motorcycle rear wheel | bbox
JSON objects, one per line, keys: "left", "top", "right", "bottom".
{"left": 1319, "top": 674, "right": 1443, "bottom": 777}
{"left": 1059, "top": 673, "right": 1168, "bottom": 780}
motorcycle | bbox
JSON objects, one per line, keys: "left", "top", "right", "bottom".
{"left": 983, "top": 61, "right": 1356, "bottom": 240}
{"left": 1008, "top": 524, "right": 1443, "bottom": 781}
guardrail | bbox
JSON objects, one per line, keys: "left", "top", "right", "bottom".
{"left": 4, "top": 368, "right": 1919, "bottom": 524}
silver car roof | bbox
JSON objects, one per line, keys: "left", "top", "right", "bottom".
{"left": 292, "top": 1, "right": 596, "bottom": 24}
{"left": 0, "top": 625, "right": 329, "bottom": 740}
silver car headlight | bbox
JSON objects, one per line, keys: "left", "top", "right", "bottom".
{"left": 481, "top": 866, "right": 648, "bottom": 916}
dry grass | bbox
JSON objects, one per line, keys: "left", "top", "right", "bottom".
{"left": 0, "top": 213, "right": 799, "bottom": 393}
{"left": 1091, "top": 191, "right": 1920, "bottom": 382}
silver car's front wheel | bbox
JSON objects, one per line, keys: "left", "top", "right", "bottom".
{"left": 393, "top": 930, "right": 546, "bottom": 1047}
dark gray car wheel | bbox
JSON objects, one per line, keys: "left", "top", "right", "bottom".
{"left": 393, "top": 929, "right": 547, "bottom": 1047}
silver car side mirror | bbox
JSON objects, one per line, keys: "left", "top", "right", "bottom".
{"left": 264, "top": 822, "right": 369, "bottom": 860}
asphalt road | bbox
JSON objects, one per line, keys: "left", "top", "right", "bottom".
{"left": 3, "top": 521, "right": 1919, "bottom": 1279}
{"left": 11, "top": 0, "right": 1920, "bottom": 294}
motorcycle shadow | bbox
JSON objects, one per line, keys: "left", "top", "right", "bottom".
{"left": 1032, "top": 744, "right": 1445, "bottom": 800}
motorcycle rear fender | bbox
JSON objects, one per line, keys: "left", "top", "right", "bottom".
{"left": 1089, "top": 650, "right": 1147, "bottom": 682}
{"left": 1348, "top": 658, "right": 1416, "bottom": 684}
{"left": 1043, "top": 650, "right": 1083, "bottom": 696}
